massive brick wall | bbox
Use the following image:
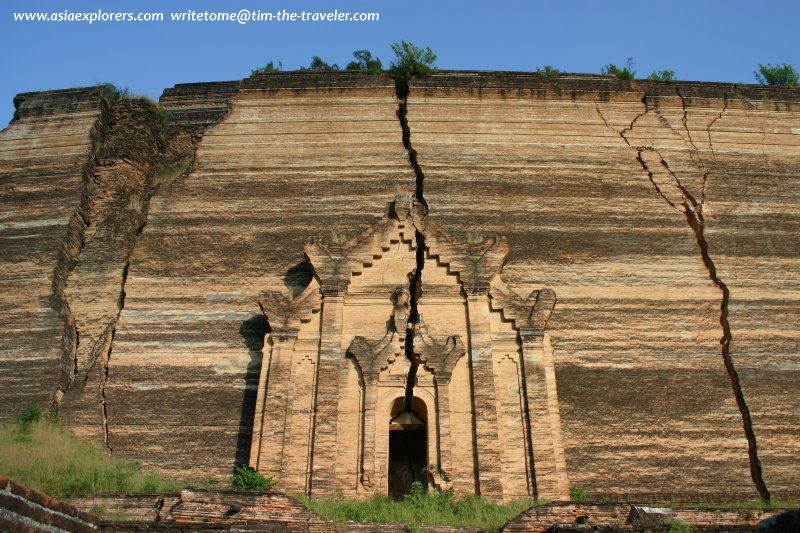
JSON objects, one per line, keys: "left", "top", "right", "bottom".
{"left": 0, "top": 72, "right": 798, "bottom": 500}
{"left": 406, "top": 72, "right": 800, "bottom": 498}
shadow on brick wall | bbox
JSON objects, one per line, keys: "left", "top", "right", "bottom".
{"left": 236, "top": 314, "right": 269, "bottom": 468}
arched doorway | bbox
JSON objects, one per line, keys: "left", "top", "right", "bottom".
{"left": 387, "top": 397, "right": 428, "bottom": 499}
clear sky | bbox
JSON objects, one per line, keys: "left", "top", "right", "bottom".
{"left": 1, "top": 0, "right": 798, "bottom": 127}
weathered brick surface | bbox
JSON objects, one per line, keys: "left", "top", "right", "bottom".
{"left": 159, "top": 81, "right": 240, "bottom": 128}
{"left": 0, "top": 87, "right": 104, "bottom": 420}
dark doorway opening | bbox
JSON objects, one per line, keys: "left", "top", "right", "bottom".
{"left": 388, "top": 397, "right": 428, "bottom": 499}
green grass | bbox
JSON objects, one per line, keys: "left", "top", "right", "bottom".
{"left": 298, "top": 486, "right": 536, "bottom": 533}
{"left": 0, "top": 418, "right": 182, "bottom": 496}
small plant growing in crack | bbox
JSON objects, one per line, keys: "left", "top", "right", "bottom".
{"left": 465, "top": 231, "right": 483, "bottom": 244}
{"left": 602, "top": 58, "right": 636, "bottom": 80}
{"left": 128, "top": 193, "right": 145, "bottom": 213}
{"left": 569, "top": 485, "right": 588, "bottom": 501}
{"left": 389, "top": 40, "right": 437, "bottom": 79}
{"left": 331, "top": 229, "right": 348, "bottom": 244}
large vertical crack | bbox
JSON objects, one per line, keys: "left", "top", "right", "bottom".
{"left": 404, "top": 230, "right": 425, "bottom": 411}
{"left": 598, "top": 93, "right": 770, "bottom": 500}
{"left": 51, "top": 96, "right": 201, "bottom": 454}
{"left": 50, "top": 96, "right": 113, "bottom": 408}
{"left": 395, "top": 78, "right": 428, "bottom": 412}
{"left": 676, "top": 181, "right": 771, "bottom": 502}
{"left": 395, "top": 79, "right": 428, "bottom": 214}
{"left": 100, "top": 328, "right": 116, "bottom": 452}
{"left": 95, "top": 124, "right": 199, "bottom": 453}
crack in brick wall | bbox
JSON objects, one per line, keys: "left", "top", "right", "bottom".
{"left": 53, "top": 98, "right": 203, "bottom": 453}
{"left": 50, "top": 95, "right": 112, "bottom": 410}
{"left": 404, "top": 230, "right": 426, "bottom": 412}
{"left": 596, "top": 95, "right": 771, "bottom": 501}
{"left": 395, "top": 78, "right": 429, "bottom": 414}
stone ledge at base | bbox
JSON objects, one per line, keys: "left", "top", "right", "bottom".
{"left": 500, "top": 502, "right": 790, "bottom": 533}
{"left": 3, "top": 479, "right": 794, "bottom": 532}
{"left": 0, "top": 475, "right": 98, "bottom": 532}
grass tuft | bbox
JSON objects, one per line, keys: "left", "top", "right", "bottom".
{"left": 0, "top": 417, "right": 181, "bottom": 496}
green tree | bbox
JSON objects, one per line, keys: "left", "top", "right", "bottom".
{"left": 649, "top": 69, "right": 676, "bottom": 81}
{"left": 300, "top": 56, "right": 340, "bottom": 71}
{"left": 251, "top": 61, "right": 281, "bottom": 76}
{"left": 754, "top": 63, "right": 799, "bottom": 86}
{"left": 602, "top": 57, "right": 636, "bottom": 80}
{"left": 389, "top": 40, "right": 437, "bottom": 79}
{"left": 535, "top": 65, "right": 561, "bottom": 76}
{"left": 346, "top": 50, "right": 383, "bottom": 74}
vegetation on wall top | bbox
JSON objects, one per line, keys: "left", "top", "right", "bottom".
{"left": 299, "top": 56, "right": 340, "bottom": 72}
{"left": 251, "top": 60, "right": 282, "bottom": 76}
{"left": 249, "top": 41, "right": 437, "bottom": 80}
{"left": 347, "top": 50, "right": 384, "bottom": 74}
{"left": 535, "top": 65, "right": 561, "bottom": 76}
{"left": 247, "top": 47, "right": 798, "bottom": 87}
{"left": 602, "top": 58, "right": 636, "bottom": 80}
{"left": 648, "top": 69, "right": 676, "bottom": 81}
{"left": 754, "top": 63, "right": 799, "bottom": 86}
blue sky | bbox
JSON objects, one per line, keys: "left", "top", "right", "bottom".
{"left": 1, "top": 0, "right": 798, "bottom": 126}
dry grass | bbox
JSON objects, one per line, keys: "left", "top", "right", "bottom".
{"left": 0, "top": 418, "right": 181, "bottom": 496}
{"left": 128, "top": 193, "right": 144, "bottom": 213}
